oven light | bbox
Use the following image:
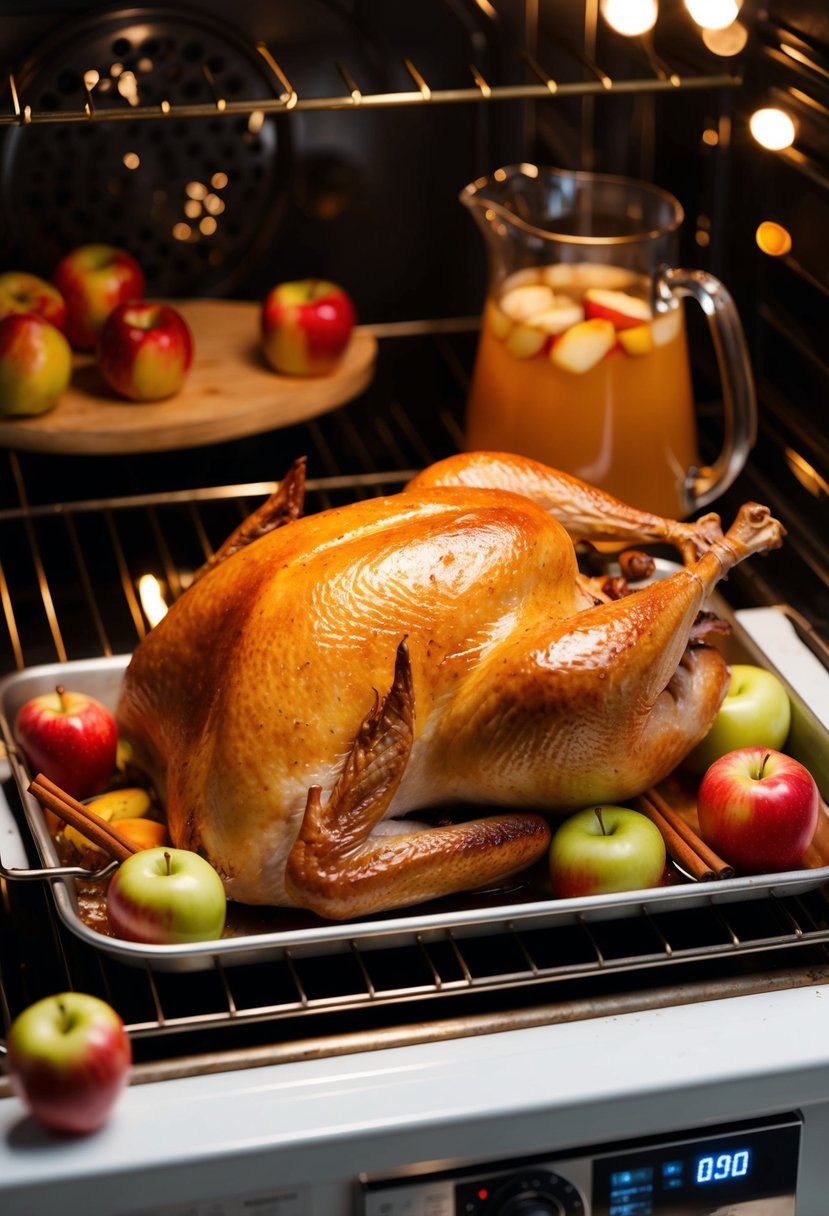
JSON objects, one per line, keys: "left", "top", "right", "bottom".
{"left": 601, "top": 0, "right": 658, "bottom": 37}
{"left": 755, "top": 221, "right": 792, "bottom": 257}
{"left": 749, "top": 107, "right": 796, "bottom": 151}
{"left": 122, "top": 152, "right": 140, "bottom": 170}
{"left": 684, "top": 0, "right": 740, "bottom": 31}
{"left": 701, "top": 21, "right": 748, "bottom": 55}
{"left": 138, "top": 575, "right": 169, "bottom": 626}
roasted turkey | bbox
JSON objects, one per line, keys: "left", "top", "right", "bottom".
{"left": 116, "top": 451, "right": 785, "bottom": 919}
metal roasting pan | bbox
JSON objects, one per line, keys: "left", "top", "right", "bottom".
{"left": 2, "top": 574, "right": 829, "bottom": 972}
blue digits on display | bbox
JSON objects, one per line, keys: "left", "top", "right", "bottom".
{"left": 695, "top": 1150, "right": 750, "bottom": 1183}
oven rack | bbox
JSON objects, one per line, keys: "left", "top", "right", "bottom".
{"left": 2, "top": 861, "right": 829, "bottom": 1088}
{"left": 3, "top": 30, "right": 742, "bottom": 129}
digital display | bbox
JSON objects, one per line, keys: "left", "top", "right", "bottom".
{"left": 594, "top": 1117, "right": 800, "bottom": 1216}
{"left": 695, "top": 1149, "right": 750, "bottom": 1182}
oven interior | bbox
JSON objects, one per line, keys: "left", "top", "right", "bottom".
{"left": 2, "top": 0, "right": 829, "bottom": 1093}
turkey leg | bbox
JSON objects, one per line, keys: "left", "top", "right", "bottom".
{"left": 407, "top": 451, "right": 728, "bottom": 563}
{"left": 437, "top": 502, "right": 786, "bottom": 810}
{"left": 285, "top": 640, "right": 551, "bottom": 919}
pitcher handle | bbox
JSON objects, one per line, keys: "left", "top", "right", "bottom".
{"left": 655, "top": 266, "right": 757, "bottom": 513}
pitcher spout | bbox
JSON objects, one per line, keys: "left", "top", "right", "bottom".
{"left": 459, "top": 163, "right": 546, "bottom": 242}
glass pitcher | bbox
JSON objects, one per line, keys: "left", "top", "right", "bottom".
{"left": 461, "top": 163, "right": 756, "bottom": 520}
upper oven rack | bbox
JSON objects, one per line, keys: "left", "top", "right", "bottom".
{"left": 3, "top": 33, "right": 742, "bottom": 129}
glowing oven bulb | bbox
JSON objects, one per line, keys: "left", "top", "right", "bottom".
{"left": 601, "top": 0, "right": 658, "bottom": 37}
{"left": 684, "top": 0, "right": 740, "bottom": 31}
{"left": 749, "top": 107, "right": 796, "bottom": 151}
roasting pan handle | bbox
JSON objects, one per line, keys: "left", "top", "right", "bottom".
{"left": 0, "top": 854, "right": 118, "bottom": 883}
{"left": 0, "top": 740, "right": 117, "bottom": 884}
{"left": 656, "top": 265, "right": 758, "bottom": 513}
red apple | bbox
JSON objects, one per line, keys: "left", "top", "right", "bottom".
{"left": 0, "top": 271, "right": 67, "bottom": 331}
{"left": 107, "top": 846, "right": 227, "bottom": 944}
{"left": 0, "top": 313, "right": 72, "bottom": 417}
{"left": 97, "top": 301, "right": 194, "bottom": 401}
{"left": 53, "top": 243, "right": 145, "bottom": 351}
{"left": 697, "top": 747, "right": 820, "bottom": 874}
{"left": 7, "top": 992, "right": 131, "bottom": 1135}
{"left": 261, "top": 278, "right": 356, "bottom": 376}
{"left": 15, "top": 685, "right": 118, "bottom": 801}
{"left": 549, "top": 805, "right": 666, "bottom": 898}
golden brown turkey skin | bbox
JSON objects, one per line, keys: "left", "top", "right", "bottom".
{"left": 116, "top": 456, "right": 785, "bottom": 916}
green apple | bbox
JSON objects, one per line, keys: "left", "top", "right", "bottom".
{"left": 7, "top": 992, "right": 131, "bottom": 1134}
{"left": 106, "top": 847, "right": 227, "bottom": 945}
{"left": 549, "top": 805, "right": 666, "bottom": 898}
{"left": 686, "top": 664, "right": 791, "bottom": 774}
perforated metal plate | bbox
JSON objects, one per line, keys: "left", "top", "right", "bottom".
{"left": 1, "top": 5, "right": 289, "bottom": 298}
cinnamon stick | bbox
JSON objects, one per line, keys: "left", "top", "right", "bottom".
{"left": 28, "top": 773, "right": 141, "bottom": 864}
{"left": 635, "top": 794, "right": 715, "bottom": 882}
{"left": 647, "top": 786, "right": 734, "bottom": 880}
{"left": 636, "top": 789, "right": 734, "bottom": 882}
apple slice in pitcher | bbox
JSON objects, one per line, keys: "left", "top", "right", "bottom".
{"left": 499, "top": 283, "right": 556, "bottom": 323}
{"left": 583, "top": 288, "right": 652, "bottom": 330}
{"left": 527, "top": 299, "right": 585, "bottom": 336}
{"left": 505, "top": 324, "right": 548, "bottom": 359}
{"left": 550, "top": 318, "right": 616, "bottom": 374}
{"left": 651, "top": 308, "right": 683, "bottom": 347}
{"left": 618, "top": 322, "right": 654, "bottom": 356}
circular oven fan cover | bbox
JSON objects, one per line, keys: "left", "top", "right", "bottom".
{"left": 1, "top": 5, "right": 290, "bottom": 299}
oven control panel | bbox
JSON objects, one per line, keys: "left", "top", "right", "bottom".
{"left": 360, "top": 1113, "right": 801, "bottom": 1215}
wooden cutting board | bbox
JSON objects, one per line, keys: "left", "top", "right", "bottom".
{"left": 0, "top": 299, "right": 378, "bottom": 455}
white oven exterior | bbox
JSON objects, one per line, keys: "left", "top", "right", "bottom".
{"left": 2, "top": 983, "right": 829, "bottom": 1215}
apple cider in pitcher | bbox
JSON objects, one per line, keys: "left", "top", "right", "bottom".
{"left": 465, "top": 264, "right": 698, "bottom": 520}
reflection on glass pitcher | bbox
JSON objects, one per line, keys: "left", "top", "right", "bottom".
{"left": 462, "top": 164, "right": 756, "bottom": 520}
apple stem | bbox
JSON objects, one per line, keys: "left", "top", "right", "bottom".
{"left": 759, "top": 751, "right": 771, "bottom": 779}
{"left": 57, "top": 998, "right": 72, "bottom": 1034}
{"left": 164, "top": 850, "right": 172, "bottom": 876}
{"left": 55, "top": 684, "right": 67, "bottom": 712}
{"left": 594, "top": 807, "right": 607, "bottom": 835}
